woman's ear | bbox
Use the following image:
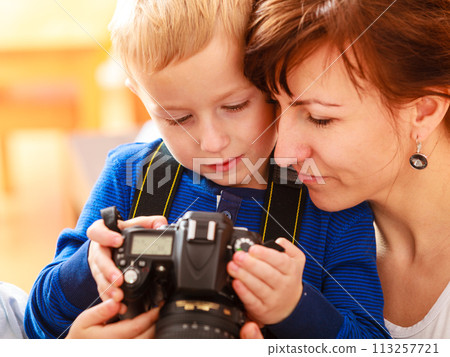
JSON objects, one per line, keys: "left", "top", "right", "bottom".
{"left": 411, "top": 92, "right": 450, "bottom": 141}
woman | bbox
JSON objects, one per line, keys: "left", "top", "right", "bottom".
{"left": 244, "top": 0, "right": 450, "bottom": 338}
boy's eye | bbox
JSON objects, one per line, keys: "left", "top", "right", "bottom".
{"left": 166, "top": 115, "right": 192, "bottom": 126}
{"left": 223, "top": 100, "right": 250, "bottom": 112}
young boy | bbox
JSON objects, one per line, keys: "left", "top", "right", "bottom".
{"left": 25, "top": 0, "right": 388, "bottom": 339}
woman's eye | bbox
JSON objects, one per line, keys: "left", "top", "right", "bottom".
{"left": 223, "top": 100, "right": 250, "bottom": 112}
{"left": 166, "top": 115, "right": 192, "bottom": 126}
{"left": 307, "top": 115, "right": 332, "bottom": 128}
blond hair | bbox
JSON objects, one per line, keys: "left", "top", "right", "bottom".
{"left": 109, "top": 0, "right": 253, "bottom": 74}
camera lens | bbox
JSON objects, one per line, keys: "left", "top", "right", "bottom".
{"left": 155, "top": 297, "right": 246, "bottom": 339}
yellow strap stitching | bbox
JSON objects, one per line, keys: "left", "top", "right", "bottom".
{"left": 162, "top": 164, "right": 182, "bottom": 217}
{"left": 131, "top": 142, "right": 164, "bottom": 218}
{"left": 262, "top": 181, "right": 274, "bottom": 243}
{"left": 291, "top": 185, "right": 303, "bottom": 244}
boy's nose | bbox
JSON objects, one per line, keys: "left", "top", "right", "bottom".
{"left": 199, "top": 122, "right": 230, "bottom": 153}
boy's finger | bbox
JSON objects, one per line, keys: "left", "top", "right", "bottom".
{"left": 87, "top": 219, "right": 123, "bottom": 247}
{"left": 231, "top": 251, "right": 285, "bottom": 289}
{"left": 119, "top": 215, "right": 168, "bottom": 230}
{"left": 94, "top": 273, "right": 114, "bottom": 300}
{"left": 231, "top": 279, "right": 262, "bottom": 311}
{"left": 228, "top": 259, "right": 274, "bottom": 293}
{"left": 246, "top": 238, "right": 305, "bottom": 274}
{"left": 275, "top": 238, "right": 305, "bottom": 260}
{"left": 93, "top": 246, "right": 123, "bottom": 287}
{"left": 97, "top": 279, "right": 123, "bottom": 302}
{"left": 247, "top": 244, "right": 285, "bottom": 270}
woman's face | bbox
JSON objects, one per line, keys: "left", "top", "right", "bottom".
{"left": 273, "top": 45, "right": 414, "bottom": 211}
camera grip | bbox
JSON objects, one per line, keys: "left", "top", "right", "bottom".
{"left": 120, "top": 298, "right": 147, "bottom": 319}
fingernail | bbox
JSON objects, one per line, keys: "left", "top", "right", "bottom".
{"left": 248, "top": 245, "right": 259, "bottom": 255}
{"left": 110, "top": 289, "right": 121, "bottom": 301}
{"left": 111, "top": 272, "right": 121, "bottom": 283}
{"left": 234, "top": 251, "right": 246, "bottom": 263}
{"left": 228, "top": 261, "right": 238, "bottom": 273}
{"left": 104, "top": 298, "right": 117, "bottom": 312}
{"left": 113, "top": 235, "right": 123, "bottom": 247}
{"left": 251, "top": 325, "right": 260, "bottom": 339}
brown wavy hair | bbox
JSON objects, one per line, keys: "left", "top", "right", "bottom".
{"left": 245, "top": 0, "right": 450, "bottom": 126}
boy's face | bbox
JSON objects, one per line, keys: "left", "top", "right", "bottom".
{"left": 129, "top": 33, "right": 276, "bottom": 189}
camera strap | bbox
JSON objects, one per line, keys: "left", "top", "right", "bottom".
{"left": 130, "top": 141, "right": 184, "bottom": 219}
{"left": 129, "top": 142, "right": 307, "bottom": 244}
{"left": 259, "top": 163, "right": 306, "bottom": 244}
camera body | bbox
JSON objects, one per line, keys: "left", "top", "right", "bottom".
{"left": 103, "top": 207, "right": 283, "bottom": 338}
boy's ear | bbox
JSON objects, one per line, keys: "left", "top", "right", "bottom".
{"left": 125, "top": 78, "right": 138, "bottom": 95}
{"left": 410, "top": 91, "right": 450, "bottom": 141}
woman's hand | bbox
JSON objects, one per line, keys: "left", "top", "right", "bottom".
{"left": 66, "top": 299, "right": 160, "bottom": 339}
{"left": 240, "top": 321, "right": 264, "bottom": 339}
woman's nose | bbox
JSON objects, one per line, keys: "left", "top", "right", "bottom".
{"left": 274, "top": 114, "right": 312, "bottom": 167}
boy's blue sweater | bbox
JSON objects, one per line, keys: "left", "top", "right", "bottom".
{"left": 25, "top": 139, "right": 389, "bottom": 338}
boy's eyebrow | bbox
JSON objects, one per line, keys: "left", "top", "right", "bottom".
{"left": 151, "top": 85, "right": 254, "bottom": 112}
{"left": 290, "top": 99, "right": 342, "bottom": 107}
{"left": 213, "top": 84, "right": 254, "bottom": 103}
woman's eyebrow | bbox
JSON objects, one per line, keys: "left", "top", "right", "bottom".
{"left": 290, "top": 98, "right": 342, "bottom": 107}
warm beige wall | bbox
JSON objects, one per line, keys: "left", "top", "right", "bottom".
{"left": 0, "top": 0, "right": 116, "bottom": 50}
{"left": 0, "top": 0, "right": 143, "bottom": 293}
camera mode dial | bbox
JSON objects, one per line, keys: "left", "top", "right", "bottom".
{"left": 233, "top": 237, "right": 256, "bottom": 253}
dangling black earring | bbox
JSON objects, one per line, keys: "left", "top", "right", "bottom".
{"left": 409, "top": 140, "right": 428, "bottom": 170}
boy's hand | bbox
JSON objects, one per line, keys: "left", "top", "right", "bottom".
{"left": 226, "top": 238, "right": 305, "bottom": 325}
{"left": 87, "top": 215, "right": 168, "bottom": 302}
{"left": 66, "top": 299, "right": 160, "bottom": 339}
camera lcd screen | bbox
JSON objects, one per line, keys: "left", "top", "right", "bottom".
{"left": 131, "top": 233, "right": 173, "bottom": 256}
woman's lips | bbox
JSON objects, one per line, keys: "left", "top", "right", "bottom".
{"left": 206, "top": 155, "right": 243, "bottom": 173}
{"left": 297, "top": 173, "right": 326, "bottom": 184}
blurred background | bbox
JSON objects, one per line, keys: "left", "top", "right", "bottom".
{"left": 0, "top": 0, "right": 154, "bottom": 293}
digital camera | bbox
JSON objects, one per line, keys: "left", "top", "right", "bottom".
{"left": 101, "top": 206, "right": 283, "bottom": 339}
